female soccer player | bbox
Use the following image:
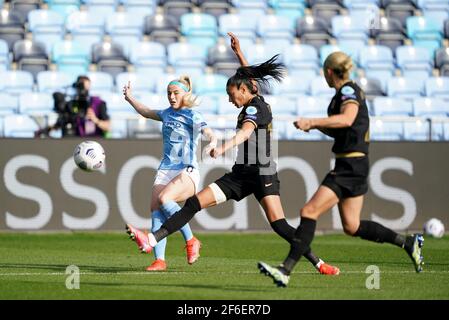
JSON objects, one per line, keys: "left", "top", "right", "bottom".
{"left": 257, "top": 51, "right": 425, "bottom": 287}
{"left": 123, "top": 76, "right": 217, "bottom": 271}
{"left": 126, "top": 35, "right": 339, "bottom": 275}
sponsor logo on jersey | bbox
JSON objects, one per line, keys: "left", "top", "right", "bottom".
{"left": 342, "top": 94, "right": 357, "bottom": 101}
{"left": 244, "top": 115, "right": 258, "bottom": 121}
{"left": 341, "top": 86, "right": 355, "bottom": 95}
{"left": 246, "top": 106, "right": 258, "bottom": 115}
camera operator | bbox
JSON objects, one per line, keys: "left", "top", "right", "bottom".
{"left": 35, "top": 75, "right": 110, "bottom": 138}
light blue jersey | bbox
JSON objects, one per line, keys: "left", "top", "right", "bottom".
{"left": 157, "top": 107, "right": 207, "bottom": 170}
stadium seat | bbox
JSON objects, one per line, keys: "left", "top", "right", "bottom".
{"left": 0, "top": 70, "right": 34, "bottom": 95}
{"left": 196, "top": 0, "right": 232, "bottom": 19}
{"left": 129, "top": 41, "right": 166, "bottom": 75}
{"left": 52, "top": 40, "right": 90, "bottom": 80}
{"left": 372, "top": 96, "right": 413, "bottom": 116}
{"left": 167, "top": 42, "right": 206, "bottom": 72}
{"left": 371, "top": 16, "right": 406, "bottom": 52}
{"left": 86, "top": 71, "right": 114, "bottom": 93}
{"left": 207, "top": 42, "right": 240, "bottom": 77}
{"left": 403, "top": 118, "right": 431, "bottom": 141}
{"left": 66, "top": 11, "right": 105, "bottom": 51}
{"left": 196, "top": 95, "right": 219, "bottom": 115}
{"left": 429, "top": 117, "right": 445, "bottom": 140}
{"left": 296, "top": 16, "right": 332, "bottom": 51}
{"left": 296, "top": 95, "right": 329, "bottom": 117}
{"left": 116, "top": 72, "right": 155, "bottom": 95}
{"left": 0, "top": 38, "right": 9, "bottom": 71}
{"left": 269, "top": 0, "right": 305, "bottom": 26}
{"left": 27, "top": 9, "right": 65, "bottom": 54}
{"left": 435, "top": 47, "right": 449, "bottom": 76}
{"left": 37, "top": 70, "right": 73, "bottom": 93}
{"left": 218, "top": 14, "right": 258, "bottom": 47}
{"left": 309, "top": 0, "right": 344, "bottom": 21}
{"left": 370, "top": 119, "right": 404, "bottom": 140}
{"left": 106, "top": 12, "right": 144, "bottom": 57}
{"left": 92, "top": 41, "right": 128, "bottom": 78}
{"left": 270, "top": 74, "right": 314, "bottom": 97}
{"left": 413, "top": 97, "right": 448, "bottom": 117}
{"left": 387, "top": 76, "right": 425, "bottom": 99}
{"left": 0, "top": 9, "right": 25, "bottom": 50}
{"left": 101, "top": 92, "right": 135, "bottom": 116}
{"left": 0, "top": 93, "right": 19, "bottom": 115}
{"left": 195, "top": 74, "right": 228, "bottom": 96}
{"left": 310, "top": 76, "right": 336, "bottom": 98}
{"left": 217, "top": 94, "right": 239, "bottom": 115}
{"left": 109, "top": 116, "right": 128, "bottom": 138}
{"left": 19, "top": 92, "right": 54, "bottom": 115}
{"left": 10, "top": 0, "right": 41, "bottom": 21}
{"left": 120, "top": 0, "right": 155, "bottom": 19}
{"left": 331, "top": 14, "right": 370, "bottom": 48}
{"left": 257, "top": 14, "right": 295, "bottom": 49}
{"left": 180, "top": 13, "right": 218, "bottom": 51}
{"left": 143, "top": 14, "right": 180, "bottom": 47}
{"left": 232, "top": 0, "right": 268, "bottom": 16}
{"left": 13, "top": 40, "right": 49, "bottom": 79}
{"left": 83, "top": 0, "right": 118, "bottom": 19}
{"left": 359, "top": 45, "right": 395, "bottom": 91}
{"left": 425, "top": 77, "right": 449, "bottom": 99}
{"left": 264, "top": 95, "right": 297, "bottom": 115}
{"left": 160, "top": 0, "right": 194, "bottom": 23}
{"left": 283, "top": 44, "right": 319, "bottom": 77}
{"left": 381, "top": 0, "right": 417, "bottom": 26}
{"left": 396, "top": 45, "right": 433, "bottom": 79}
{"left": 285, "top": 123, "right": 329, "bottom": 140}
{"left": 3, "top": 114, "right": 40, "bottom": 137}
{"left": 46, "top": 0, "right": 80, "bottom": 19}
{"left": 355, "top": 77, "right": 385, "bottom": 101}
{"left": 406, "top": 16, "right": 443, "bottom": 56}
{"left": 245, "top": 43, "right": 280, "bottom": 65}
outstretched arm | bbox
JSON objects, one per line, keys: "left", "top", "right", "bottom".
{"left": 210, "top": 121, "right": 255, "bottom": 158}
{"left": 123, "top": 81, "right": 161, "bottom": 121}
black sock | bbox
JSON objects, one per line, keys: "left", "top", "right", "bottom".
{"left": 270, "top": 219, "right": 320, "bottom": 266}
{"left": 354, "top": 220, "right": 405, "bottom": 248}
{"left": 279, "top": 217, "right": 316, "bottom": 275}
{"left": 153, "top": 195, "right": 201, "bottom": 242}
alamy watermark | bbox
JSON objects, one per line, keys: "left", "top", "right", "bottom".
{"left": 65, "top": 265, "right": 80, "bottom": 290}
{"left": 365, "top": 265, "right": 380, "bottom": 290}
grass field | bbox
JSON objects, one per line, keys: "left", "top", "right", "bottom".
{"left": 0, "top": 232, "right": 448, "bottom": 300}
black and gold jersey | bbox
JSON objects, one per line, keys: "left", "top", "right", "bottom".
{"left": 327, "top": 81, "right": 370, "bottom": 154}
{"left": 235, "top": 95, "right": 273, "bottom": 167}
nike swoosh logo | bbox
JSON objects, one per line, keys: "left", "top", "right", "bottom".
{"left": 265, "top": 183, "right": 273, "bottom": 187}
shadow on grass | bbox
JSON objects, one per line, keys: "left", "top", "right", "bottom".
{"left": 0, "top": 263, "right": 140, "bottom": 273}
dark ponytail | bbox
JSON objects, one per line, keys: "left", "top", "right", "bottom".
{"left": 227, "top": 54, "right": 286, "bottom": 94}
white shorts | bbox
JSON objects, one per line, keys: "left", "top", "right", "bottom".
{"left": 154, "top": 166, "right": 201, "bottom": 192}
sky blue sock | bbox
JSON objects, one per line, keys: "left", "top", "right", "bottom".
{"left": 152, "top": 210, "right": 167, "bottom": 260}
{"left": 160, "top": 200, "right": 193, "bottom": 241}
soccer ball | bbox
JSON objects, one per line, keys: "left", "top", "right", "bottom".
{"left": 423, "top": 218, "right": 445, "bottom": 238}
{"left": 73, "top": 141, "right": 105, "bottom": 172}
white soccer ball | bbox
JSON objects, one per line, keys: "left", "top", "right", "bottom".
{"left": 423, "top": 218, "right": 445, "bottom": 238}
{"left": 73, "top": 141, "right": 105, "bottom": 172}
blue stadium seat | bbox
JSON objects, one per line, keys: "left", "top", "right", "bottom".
{"left": 232, "top": 0, "right": 268, "bottom": 16}
{"left": 167, "top": 42, "right": 206, "bottom": 70}
{"left": 371, "top": 16, "right": 406, "bottom": 52}
{"left": 106, "top": 12, "right": 144, "bottom": 57}
{"left": 429, "top": 117, "right": 445, "bottom": 140}
{"left": 86, "top": 71, "right": 114, "bottom": 93}
{"left": 264, "top": 95, "right": 297, "bottom": 115}
{"left": 257, "top": 14, "right": 295, "bottom": 49}
{"left": 120, "top": 0, "right": 156, "bottom": 20}
{"left": 52, "top": 40, "right": 90, "bottom": 80}
{"left": 370, "top": 119, "right": 404, "bottom": 140}
{"left": 218, "top": 14, "right": 258, "bottom": 47}
{"left": 359, "top": 45, "right": 395, "bottom": 88}
{"left": 28, "top": 10, "right": 65, "bottom": 54}
{"left": 269, "top": 0, "right": 305, "bottom": 26}
{"left": 196, "top": 95, "right": 219, "bottom": 114}
{"left": 425, "top": 77, "right": 449, "bottom": 99}
{"left": 344, "top": 0, "right": 380, "bottom": 10}
{"left": 83, "top": 0, "right": 118, "bottom": 19}
{"left": 406, "top": 16, "right": 443, "bottom": 56}
{"left": 0, "top": 70, "right": 34, "bottom": 95}
{"left": 355, "top": 77, "right": 385, "bottom": 101}
{"left": 270, "top": 74, "right": 313, "bottom": 97}
{"left": 403, "top": 119, "right": 431, "bottom": 141}
{"left": 129, "top": 41, "right": 166, "bottom": 75}
{"left": 413, "top": 97, "right": 448, "bottom": 117}
{"left": 296, "top": 16, "right": 332, "bottom": 51}
{"left": 207, "top": 42, "right": 240, "bottom": 77}
{"left": 245, "top": 43, "right": 281, "bottom": 65}
{"left": 196, "top": 0, "right": 232, "bottom": 19}
{"left": 92, "top": 41, "right": 128, "bottom": 78}
{"left": 381, "top": 0, "right": 416, "bottom": 27}
{"left": 46, "top": 0, "right": 80, "bottom": 19}
{"left": 387, "top": 76, "right": 425, "bottom": 99}
{"left": 0, "top": 9, "right": 25, "bottom": 51}
{"left": 109, "top": 115, "right": 128, "bottom": 138}
{"left": 180, "top": 13, "right": 218, "bottom": 51}
{"left": 102, "top": 92, "right": 134, "bottom": 115}
{"left": 283, "top": 44, "right": 319, "bottom": 77}
{"left": 37, "top": 70, "right": 73, "bottom": 93}
{"left": 310, "top": 76, "right": 336, "bottom": 98}
{"left": 66, "top": 10, "right": 105, "bottom": 51}
{"left": 396, "top": 45, "right": 433, "bottom": 79}
{"left": 423, "top": 11, "right": 449, "bottom": 29}
{"left": 160, "top": 0, "right": 194, "bottom": 24}
{"left": 296, "top": 95, "right": 329, "bottom": 117}
{"left": 372, "top": 96, "right": 413, "bottom": 116}
{"left": 143, "top": 14, "right": 180, "bottom": 47}
{"left": 116, "top": 72, "right": 155, "bottom": 95}
{"left": 195, "top": 74, "right": 228, "bottom": 96}
{"left": 0, "top": 93, "right": 19, "bottom": 115}
{"left": 3, "top": 114, "right": 40, "bottom": 137}
{"left": 19, "top": 92, "right": 54, "bottom": 115}
{"left": 331, "top": 14, "right": 370, "bottom": 49}
{"left": 13, "top": 40, "right": 49, "bottom": 79}
{"left": 0, "top": 39, "right": 9, "bottom": 71}
{"left": 133, "top": 92, "right": 164, "bottom": 109}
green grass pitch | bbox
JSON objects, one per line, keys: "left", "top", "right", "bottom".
{"left": 0, "top": 232, "right": 448, "bottom": 299}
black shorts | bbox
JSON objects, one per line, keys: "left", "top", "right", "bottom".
{"left": 214, "top": 165, "right": 280, "bottom": 202}
{"left": 322, "top": 156, "right": 369, "bottom": 199}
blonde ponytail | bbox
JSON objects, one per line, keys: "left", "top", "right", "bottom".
{"left": 323, "top": 52, "right": 353, "bottom": 80}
